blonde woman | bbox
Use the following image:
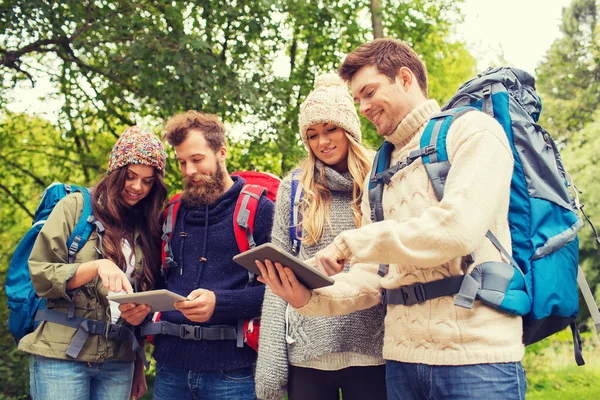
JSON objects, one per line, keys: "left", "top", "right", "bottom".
{"left": 255, "top": 74, "right": 386, "bottom": 400}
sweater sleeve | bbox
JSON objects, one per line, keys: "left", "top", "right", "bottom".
{"left": 296, "top": 260, "right": 382, "bottom": 317}
{"left": 334, "top": 113, "right": 514, "bottom": 269}
{"left": 213, "top": 196, "right": 274, "bottom": 320}
{"left": 255, "top": 287, "right": 289, "bottom": 400}
{"left": 28, "top": 193, "right": 84, "bottom": 301}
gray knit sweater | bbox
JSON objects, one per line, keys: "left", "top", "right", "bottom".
{"left": 255, "top": 162, "right": 385, "bottom": 400}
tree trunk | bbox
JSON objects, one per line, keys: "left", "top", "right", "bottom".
{"left": 371, "top": 0, "right": 384, "bottom": 38}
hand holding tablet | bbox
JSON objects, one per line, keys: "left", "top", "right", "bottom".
{"left": 107, "top": 289, "right": 186, "bottom": 312}
{"left": 233, "top": 243, "right": 334, "bottom": 289}
{"left": 233, "top": 243, "right": 335, "bottom": 309}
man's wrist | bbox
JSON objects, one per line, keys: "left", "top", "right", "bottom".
{"left": 334, "top": 234, "right": 352, "bottom": 259}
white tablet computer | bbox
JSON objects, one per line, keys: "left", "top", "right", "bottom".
{"left": 233, "top": 243, "right": 334, "bottom": 289}
{"left": 107, "top": 289, "right": 186, "bottom": 312}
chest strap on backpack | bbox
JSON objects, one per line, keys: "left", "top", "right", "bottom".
{"left": 140, "top": 320, "right": 237, "bottom": 341}
{"left": 382, "top": 276, "right": 465, "bottom": 306}
{"left": 35, "top": 309, "right": 147, "bottom": 368}
{"left": 367, "top": 141, "right": 442, "bottom": 278}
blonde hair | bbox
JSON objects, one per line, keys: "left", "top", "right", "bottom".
{"left": 297, "top": 132, "right": 373, "bottom": 246}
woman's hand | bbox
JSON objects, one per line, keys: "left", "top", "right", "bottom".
{"left": 96, "top": 259, "right": 134, "bottom": 294}
{"left": 255, "top": 259, "right": 311, "bottom": 308}
{"left": 118, "top": 303, "right": 151, "bottom": 326}
{"left": 66, "top": 259, "right": 133, "bottom": 292}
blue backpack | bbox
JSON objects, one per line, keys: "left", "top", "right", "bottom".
{"left": 289, "top": 169, "right": 304, "bottom": 256}
{"left": 6, "top": 183, "right": 95, "bottom": 343}
{"left": 369, "top": 66, "right": 598, "bottom": 365}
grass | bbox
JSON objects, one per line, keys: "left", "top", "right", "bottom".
{"left": 524, "top": 328, "right": 600, "bottom": 400}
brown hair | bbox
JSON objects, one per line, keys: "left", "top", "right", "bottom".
{"left": 163, "top": 111, "right": 227, "bottom": 152}
{"left": 92, "top": 166, "right": 167, "bottom": 292}
{"left": 339, "top": 38, "right": 428, "bottom": 97}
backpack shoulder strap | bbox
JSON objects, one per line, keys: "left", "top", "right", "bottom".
{"left": 233, "top": 184, "right": 267, "bottom": 349}
{"left": 234, "top": 184, "right": 267, "bottom": 253}
{"left": 161, "top": 193, "right": 182, "bottom": 278}
{"left": 419, "top": 106, "right": 476, "bottom": 201}
{"left": 368, "top": 141, "right": 395, "bottom": 223}
{"left": 289, "top": 169, "right": 303, "bottom": 256}
{"left": 367, "top": 142, "right": 394, "bottom": 277}
{"left": 420, "top": 106, "right": 521, "bottom": 306}
{"left": 65, "top": 187, "right": 96, "bottom": 264}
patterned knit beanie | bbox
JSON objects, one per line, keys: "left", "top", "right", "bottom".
{"left": 298, "top": 73, "right": 362, "bottom": 147}
{"left": 107, "top": 126, "right": 167, "bottom": 174}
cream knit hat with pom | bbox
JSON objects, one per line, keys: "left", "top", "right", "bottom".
{"left": 298, "top": 73, "right": 362, "bottom": 147}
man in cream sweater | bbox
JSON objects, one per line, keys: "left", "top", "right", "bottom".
{"left": 256, "top": 38, "right": 526, "bottom": 400}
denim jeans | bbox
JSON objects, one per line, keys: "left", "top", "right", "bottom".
{"left": 386, "top": 360, "right": 527, "bottom": 400}
{"left": 153, "top": 362, "right": 256, "bottom": 400}
{"left": 29, "top": 355, "right": 134, "bottom": 400}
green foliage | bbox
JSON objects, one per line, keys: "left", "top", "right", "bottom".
{"left": 560, "top": 115, "right": 600, "bottom": 319}
{"left": 536, "top": 0, "right": 599, "bottom": 137}
{"left": 1, "top": 0, "right": 474, "bottom": 175}
{"left": 524, "top": 329, "right": 600, "bottom": 399}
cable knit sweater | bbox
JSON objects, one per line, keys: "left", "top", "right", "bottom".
{"left": 255, "top": 162, "right": 385, "bottom": 400}
{"left": 297, "top": 100, "right": 525, "bottom": 366}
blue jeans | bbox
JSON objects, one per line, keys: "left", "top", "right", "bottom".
{"left": 386, "top": 361, "right": 527, "bottom": 400}
{"left": 153, "top": 362, "right": 256, "bottom": 400}
{"left": 29, "top": 355, "right": 134, "bottom": 400}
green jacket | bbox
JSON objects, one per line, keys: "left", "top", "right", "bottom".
{"left": 18, "top": 192, "right": 145, "bottom": 363}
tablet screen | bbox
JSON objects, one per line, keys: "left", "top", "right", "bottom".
{"left": 107, "top": 289, "right": 186, "bottom": 312}
{"left": 233, "top": 243, "right": 334, "bottom": 289}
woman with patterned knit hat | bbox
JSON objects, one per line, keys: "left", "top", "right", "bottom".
{"left": 19, "top": 126, "right": 168, "bottom": 400}
{"left": 254, "top": 74, "right": 386, "bottom": 400}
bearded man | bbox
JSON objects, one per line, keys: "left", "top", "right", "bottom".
{"left": 150, "top": 111, "right": 275, "bottom": 400}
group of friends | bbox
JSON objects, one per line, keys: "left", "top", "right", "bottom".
{"left": 18, "top": 38, "right": 527, "bottom": 400}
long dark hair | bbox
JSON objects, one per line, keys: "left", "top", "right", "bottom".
{"left": 91, "top": 166, "right": 168, "bottom": 291}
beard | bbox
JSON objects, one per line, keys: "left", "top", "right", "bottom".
{"left": 180, "top": 162, "right": 226, "bottom": 207}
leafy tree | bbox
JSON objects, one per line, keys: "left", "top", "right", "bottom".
{"left": 536, "top": 0, "right": 599, "bottom": 137}
{"left": 559, "top": 114, "right": 600, "bottom": 325}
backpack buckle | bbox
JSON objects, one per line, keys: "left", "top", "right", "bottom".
{"left": 422, "top": 145, "right": 436, "bottom": 156}
{"left": 386, "top": 283, "right": 427, "bottom": 306}
{"left": 179, "top": 324, "right": 202, "bottom": 340}
{"left": 400, "top": 284, "right": 426, "bottom": 306}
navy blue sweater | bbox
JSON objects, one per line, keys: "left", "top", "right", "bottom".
{"left": 153, "top": 176, "right": 275, "bottom": 371}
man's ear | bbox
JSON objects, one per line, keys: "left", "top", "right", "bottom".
{"left": 218, "top": 145, "right": 227, "bottom": 162}
{"left": 397, "top": 67, "right": 413, "bottom": 91}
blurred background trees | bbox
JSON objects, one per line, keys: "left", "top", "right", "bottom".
{"left": 2, "top": 0, "right": 599, "bottom": 398}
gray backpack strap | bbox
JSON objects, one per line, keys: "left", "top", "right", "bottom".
{"left": 162, "top": 200, "right": 179, "bottom": 279}
{"left": 421, "top": 108, "right": 475, "bottom": 200}
{"left": 35, "top": 309, "right": 147, "bottom": 368}
{"left": 577, "top": 266, "right": 600, "bottom": 333}
{"left": 140, "top": 320, "right": 237, "bottom": 341}
{"left": 481, "top": 85, "right": 494, "bottom": 117}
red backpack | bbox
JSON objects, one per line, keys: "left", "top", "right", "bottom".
{"left": 148, "top": 171, "right": 280, "bottom": 351}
